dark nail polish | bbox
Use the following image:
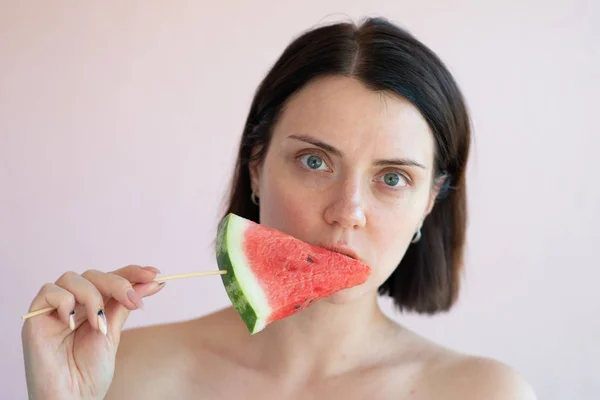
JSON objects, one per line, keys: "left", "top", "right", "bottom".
{"left": 97, "top": 309, "right": 108, "bottom": 335}
{"left": 69, "top": 310, "right": 75, "bottom": 330}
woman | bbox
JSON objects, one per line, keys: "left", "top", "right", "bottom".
{"left": 22, "top": 17, "right": 536, "bottom": 399}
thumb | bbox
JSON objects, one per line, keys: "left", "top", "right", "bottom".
{"left": 104, "top": 281, "right": 166, "bottom": 344}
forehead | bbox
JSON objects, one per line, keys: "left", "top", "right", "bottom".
{"left": 273, "top": 76, "right": 435, "bottom": 165}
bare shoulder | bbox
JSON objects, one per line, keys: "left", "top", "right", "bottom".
{"left": 386, "top": 329, "right": 536, "bottom": 400}
{"left": 431, "top": 354, "right": 537, "bottom": 400}
{"left": 105, "top": 319, "right": 195, "bottom": 398}
{"left": 106, "top": 307, "right": 238, "bottom": 399}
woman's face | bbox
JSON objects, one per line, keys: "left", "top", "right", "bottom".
{"left": 250, "top": 76, "right": 438, "bottom": 302}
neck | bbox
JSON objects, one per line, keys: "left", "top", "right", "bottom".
{"left": 251, "top": 291, "right": 396, "bottom": 380}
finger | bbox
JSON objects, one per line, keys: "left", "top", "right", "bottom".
{"left": 54, "top": 271, "right": 105, "bottom": 333}
{"left": 81, "top": 269, "right": 144, "bottom": 311}
{"left": 109, "top": 265, "right": 161, "bottom": 284}
{"left": 27, "top": 283, "right": 76, "bottom": 330}
{"left": 105, "top": 281, "right": 166, "bottom": 344}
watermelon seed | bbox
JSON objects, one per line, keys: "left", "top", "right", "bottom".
{"left": 295, "top": 305, "right": 301, "bottom": 309}
{"left": 306, "top": 256, "right": 315, "bottom": 263}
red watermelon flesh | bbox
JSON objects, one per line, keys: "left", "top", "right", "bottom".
{"left": 216, "top": 213, "right": 371, "bottom": 334}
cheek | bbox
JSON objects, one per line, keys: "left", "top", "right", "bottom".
{"left": 365, "top": 198, "right": 426, "bottom": 278}
{"left": 258, "top": 164, "right": 323, "bottom": 240}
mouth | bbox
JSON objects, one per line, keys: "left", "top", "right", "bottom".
{"left": 318, "top": 244, "right": 359, "bottom": 260}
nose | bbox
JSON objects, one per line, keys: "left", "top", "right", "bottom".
{"left": 323, "top": 178, "right": 367, "bottom": 230}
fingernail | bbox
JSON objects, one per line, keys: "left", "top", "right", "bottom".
{"left": 147, "top": 281, "right": 166, "bottom": 296}
{"left": 69, "top": 310, "right": 75, "bottom": 331}
{"left": 155, "top": 281, "right": 166, "bottom": 293}
{"left": 97, "top": 309, "right": 108, "bottom": 336}
{"left": 142, "top": 266, "right": 161, "bottom": 274}
{"left": 126, "top": 288, "right": 145, "bottom": 309}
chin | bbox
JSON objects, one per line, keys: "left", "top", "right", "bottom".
{"left": 321, "top": 283, "right": 374, "bottom": 305}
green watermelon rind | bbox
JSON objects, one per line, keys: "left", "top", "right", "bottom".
{"left": 216, "top": 213, "right": 271, "bottom": 334}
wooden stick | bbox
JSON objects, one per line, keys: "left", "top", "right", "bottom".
{"left": 22, "top": 306, "right": 56, "bottom": 319}
{"left": 155, "top": 270, "right": 227, "bottom": 282}
{"left": 21, "top": 270, "right": 227, "bottom": 321}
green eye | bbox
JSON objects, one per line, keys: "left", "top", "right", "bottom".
{"left": 384, "top": 173, "right": 399, "bottom": 186}
{"left": 382, "top": 172, "right": 407, "bottom": 187}
{"left": 307, "top": 155, "right": 323, "bottom": 169}
{"left": 301, "top": 154, "right": 326, "bottom": 170}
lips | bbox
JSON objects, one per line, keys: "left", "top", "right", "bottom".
{"left": 318, "top": 244, "right": 360, "bottom": 260}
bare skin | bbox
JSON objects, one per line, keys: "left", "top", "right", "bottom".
{"left": 106, "top": 305, "right": 535, "bottom": 400}
{"left": 22, "top": 76, "right": 537, "bottom": 399}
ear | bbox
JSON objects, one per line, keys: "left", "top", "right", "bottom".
{"left": 248, "top": 145, "right": 264, "bottom": 195}
{"left": 424, "top": 174, "right": 448, "bottom": 216}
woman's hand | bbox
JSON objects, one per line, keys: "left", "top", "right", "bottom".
{"left": 21, "top": 265, "right": 166, "bottom": 400}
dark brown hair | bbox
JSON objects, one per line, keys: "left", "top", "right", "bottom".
{"left": 220, "top": 17, "right": 471, "bottom": 314}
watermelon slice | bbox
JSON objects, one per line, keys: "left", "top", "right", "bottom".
{"left": 215, "top": 213, "right": 371, "bottom": 334}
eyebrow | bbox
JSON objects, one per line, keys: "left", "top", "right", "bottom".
{"left": 288, "top": 134, "right": 343, "bottom": 157}
{"left": 373, "top": 158, "right": 426, "bottom": 169}
{"left": 287, "top": 134, "right": 427, "bottom": 169}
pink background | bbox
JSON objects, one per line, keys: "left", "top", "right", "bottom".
{"left": 1, "top": 1, "right": 598, "bottom": 399}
